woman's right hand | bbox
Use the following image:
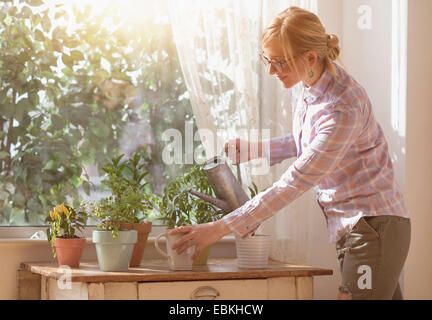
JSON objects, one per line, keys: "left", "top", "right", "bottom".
{"left": 224, "top": 138, "right": 251, "bottom": 164}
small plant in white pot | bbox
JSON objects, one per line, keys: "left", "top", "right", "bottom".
{"left": 154, "top": 165, "right": 225, "bottom": 269}
{"left": 235, "top": 182, "right": 271, "bottom": 269}
{"left": 90, "top": 154, "right": 154, "bottom": 271}
{"left": 99, "top": 152, "right": 155, "bottom": 267}
{"left": 91, "top": 201, "right": 138, "bottom": 272}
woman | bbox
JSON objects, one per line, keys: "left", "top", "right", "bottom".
{"left": 170, "top": 6, "right": 411, "bottom": 300}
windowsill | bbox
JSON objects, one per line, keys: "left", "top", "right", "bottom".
{"left": 0, "top": 235, "right": 236, "bottom": 245}
{"left": 0, "top": 238, "right": 53, "bottom": 245}
{"left": 0, "top": 224, "right": 167, "bottom": 239}
{"left": 0, "top": 238, "right": 92, "bottom": 245}
{"left": 0, "top": 225, "right": 237, "bottom": 245}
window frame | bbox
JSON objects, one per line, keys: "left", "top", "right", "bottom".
{"left": 0, "top": 224, "right": 167, "bottom": 239}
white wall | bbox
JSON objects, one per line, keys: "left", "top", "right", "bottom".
{"left": 404, "top": 0, "right": 432, "bottom": 300}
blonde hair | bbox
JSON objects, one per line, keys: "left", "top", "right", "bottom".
{"left": 262, "top": 6, "right": 340, "bottom": 77}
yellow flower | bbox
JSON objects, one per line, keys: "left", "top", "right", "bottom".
{"left": 53, "top": 206, "right": 61, "bottom": 218}
{"left": 60, "top": 203, "right": 70, "bottom": 217}
{"left": 49, "top": 210, "right": 56, "bottom": 220}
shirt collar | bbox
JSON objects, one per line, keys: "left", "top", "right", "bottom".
{"left": 303, "top": 66, "right": 334, "bottom": 104}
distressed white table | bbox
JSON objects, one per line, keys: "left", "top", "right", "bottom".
{"left": 18, "top": 259, "right": 332, "bottom": 300}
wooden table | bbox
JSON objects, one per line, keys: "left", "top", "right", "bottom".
{"left": 18, "top": 259, "right": 332, "bottom": 300}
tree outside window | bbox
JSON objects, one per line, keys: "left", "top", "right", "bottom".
{"left": 0, "top": 0, "right": 200, "bottom": 226}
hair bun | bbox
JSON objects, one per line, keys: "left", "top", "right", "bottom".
{"left": 327, "top": 34, "right": 338, "bottom": 48}
{"left": 326, "top": 33, "right": 340, "bottom": 60}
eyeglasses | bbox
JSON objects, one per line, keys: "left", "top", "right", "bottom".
{"left": 259, "top": 50, "right": 308, "bottom": 73}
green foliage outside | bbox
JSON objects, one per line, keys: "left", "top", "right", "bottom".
{"left": 0, "top": 0, "right": 198, "bottom": 225}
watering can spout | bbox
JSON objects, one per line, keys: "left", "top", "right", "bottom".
{"left": 189, "top": 156, "right": 250, "bottom": 214}
{"left": 189, "top": 189, "right": 232, "bottom": 214}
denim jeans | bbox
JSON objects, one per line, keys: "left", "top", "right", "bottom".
{"left": 336, "top": 216, "right": 411, "bottom": 300}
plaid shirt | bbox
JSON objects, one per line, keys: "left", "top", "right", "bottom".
{"left": 222, "top": 62, "right": 410, "bottom": 243}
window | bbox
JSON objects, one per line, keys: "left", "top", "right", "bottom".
{"left": 0, "top": 0, "right": 200, "bottom": 227}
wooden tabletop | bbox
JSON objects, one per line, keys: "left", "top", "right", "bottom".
{"left": 20, "top": 259, "right": 333, "bottom": 283}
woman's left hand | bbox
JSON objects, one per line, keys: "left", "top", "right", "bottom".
{"left": 170, "top": 220, "right": 231, "bottom": 260}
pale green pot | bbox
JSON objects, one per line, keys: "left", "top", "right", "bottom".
{"left": 92, "top": 230, "right": 138, "bottom": 272}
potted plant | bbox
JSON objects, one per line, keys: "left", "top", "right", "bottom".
{"left": 46, "top": 202, "right": 88, "bottom": 268}
{"left": 91, "top": 153, "right": 154, "bottom": 271}
{"left": 235, "top": 182, "right": 271, "bottom": 269}
{"left": 108, "top": 152, "right": 155, "bottom": 267}
{"left": 156, "top": 165, "right": 225, "bottom": 266}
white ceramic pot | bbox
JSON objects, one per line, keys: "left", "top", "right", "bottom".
{"left": 235, "top": 234, "right": 271, "bottom": 269}
{"left": 92, "top": 230, "right": 137, "bottom": 272}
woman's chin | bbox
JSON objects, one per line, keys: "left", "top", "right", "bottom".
{"left": 281, "top": 80, "right": 296, "bottom": 89}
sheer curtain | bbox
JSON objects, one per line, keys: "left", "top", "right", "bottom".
{"left": 168, "top": 0, "right": 262, "bottom": 191}
{"left": 169, "top": 0, "right": 318, "bottom": 264}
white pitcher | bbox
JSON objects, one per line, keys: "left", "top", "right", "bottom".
{"left": 155, "top": 231, "right": 195, "bottom": 271}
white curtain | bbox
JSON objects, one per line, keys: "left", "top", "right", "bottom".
{"left": 169, "top": 0, "right": 318, "bottom": 264}
{"left": 168, "top": 0, "right": 262, "bottom": 191}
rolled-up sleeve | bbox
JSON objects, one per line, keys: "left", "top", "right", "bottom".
{"left": 222, "top": 105, "right": 363, "bottom": 238}
{"left": 261, "top": 134, "right": 297, "bottom": 166}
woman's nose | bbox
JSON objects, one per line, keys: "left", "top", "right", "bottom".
{"left": 268, "top": 63, "right": 277, "bottom": 75}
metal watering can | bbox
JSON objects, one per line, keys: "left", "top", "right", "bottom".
{"left": 189, "top": 156, "right": 249, "bottom": 214}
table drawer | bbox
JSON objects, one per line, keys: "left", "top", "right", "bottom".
{"left": 138, "top": 279, "right": 268, "bottom": 300}
{"left": 42, "top": 276, "right": 309, "bottom": 300}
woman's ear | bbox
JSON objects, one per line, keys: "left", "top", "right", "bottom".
{"left": 306, "top": 50, "right": 318, "bottom": 67}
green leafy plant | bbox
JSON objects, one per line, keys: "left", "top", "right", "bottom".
{"left": 157, "top": 165, "right": 225, "bottom": 229}
{"left": 91, "top": 153, "right": 154, "bottom": 238}
{"left": 45, "top": 202, "right": 88, "bottom": 257}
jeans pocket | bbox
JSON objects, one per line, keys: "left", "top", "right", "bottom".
{"left": 353, "top": 217, "right": 380, "bottom": 239}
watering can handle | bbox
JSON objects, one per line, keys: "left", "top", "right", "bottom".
{"left": 221, "top": 144, "right": 242, "bottom": 185}
{"left": 236, "top": 163, "right": 242, "bottom": 185}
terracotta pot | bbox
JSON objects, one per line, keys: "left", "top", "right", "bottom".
{"left": 121, "top": 221, "right": 152, "bottom": 267}
{"left": 193, "top": 246, "right": 211, "bottom": 266}
{"left": 54, "top": 238, "right": 86, "bottom": 268}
